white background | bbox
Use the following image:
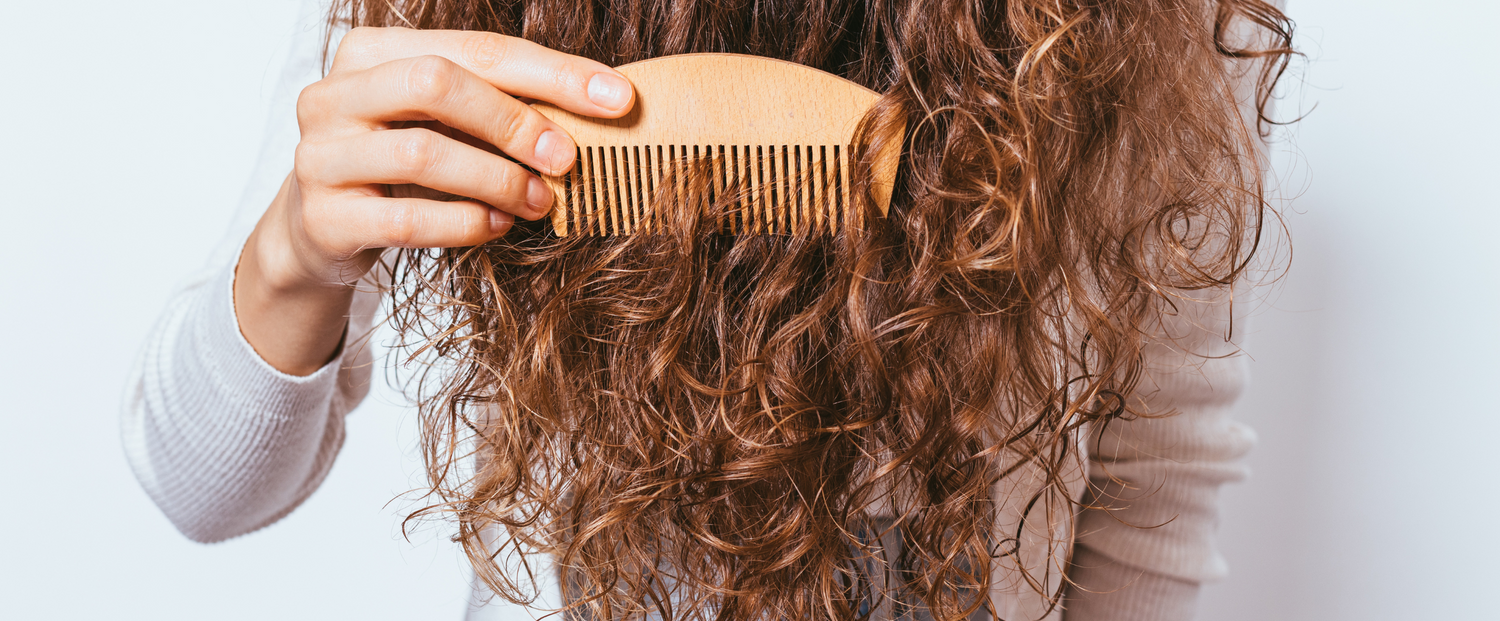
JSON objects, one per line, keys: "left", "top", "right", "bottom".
{"left": 1, "top": 1, "right": 1495, "bottom": 619}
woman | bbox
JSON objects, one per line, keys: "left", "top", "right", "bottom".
{"left": 122, "top": 0, "right": 1293, "bottom": 619}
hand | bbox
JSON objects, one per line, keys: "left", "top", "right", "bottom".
{"left": 236, "top": 27, "right": 635, "bottom": 375}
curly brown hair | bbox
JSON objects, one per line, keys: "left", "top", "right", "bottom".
{"left": 345, "top": 0, "right": 1295, "bottom": 619}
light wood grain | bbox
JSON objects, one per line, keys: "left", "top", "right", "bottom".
{"left": 531, "top": 53, "right": 901, "bottom": 236}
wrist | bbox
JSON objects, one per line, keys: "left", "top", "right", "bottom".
{"left": 233, "top": 240, "right": 357, "bottom": 376}
{"left": 232, "top": 178, "right": 363, "bottom": 376}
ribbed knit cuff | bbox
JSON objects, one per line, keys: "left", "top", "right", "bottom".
{"left": 216, "top": 256, "right": 347, "bottom": 395}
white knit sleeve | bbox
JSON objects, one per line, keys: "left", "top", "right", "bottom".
{"left": 121, "top": 260, "right": 380, "bottom": 542}
{"left": 1062, "top": 289, "right": 1255, "bottom": 620}
{"left": 119, "top": 0, "right": 376, "bottom": 543}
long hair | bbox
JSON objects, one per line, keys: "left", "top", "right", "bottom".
{"left": 349, "top": 0, "right": 1295, "bottom": 619}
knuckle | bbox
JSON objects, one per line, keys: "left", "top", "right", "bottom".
{"left": 489, "top": 163, "right": 529, "bottom": 207}
{"left": 461, "top": 32, "right": 513, "bottom": 72}
{"left": 464, "top": 208, "right": 487, "bottom": 235}
{"left": 544, "top": 55, "right": 596, "bottom": 97}
{"left": 331, "top": 27, "right": 380, "bottom": 70}
{"left": 402, "top": 55, "right": 459, "bottom": 107}
{"left": 292, "top": 141, "right": 322, "bottom": 181}
{"left": 553, "top": 59, "right": 586, "bottom": 92}
{"left": 493, "top": 161, "right": 526, "bottom": 193}
{"left": 294, "top": 81, "right": 330, "bottom": 127}
{"left": 342, "top": 26, "right": 374, "bottom": 45}
{"left": 495, "top": 106, "right": 539, "bottom": 145}
{"left": 389, "top": 130, "right": 439, "bottom": 178}
{"left": 298, "top": 200, "right": 355, "bottom": 257}
{"left": 380, "top": 201, "right": 419, "bottom": 247}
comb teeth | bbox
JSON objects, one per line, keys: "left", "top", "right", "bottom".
{"left": 553, "top": 144, "right": 855, "bottom": 237}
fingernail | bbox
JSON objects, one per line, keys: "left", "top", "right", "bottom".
{"left": 587, "top": 73, "right": 631, "bottom": 112}
{"left": 533, "top": 130, "right": 574, "bottom": 174}
{"left": 490, "top": 209, "right": 512, "bottom": 233}
{"left": 526, "top": 176, "right": 553, "bottom": 216}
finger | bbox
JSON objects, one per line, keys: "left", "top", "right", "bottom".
{"left": 311, "top": 55, "right": 577, "bottom": 175}
{"left": 298, "top": 127, "right": 553, "bottom": 220}
{"left": 321, "top": 196, "right": 515, "bottom": 252}
{"left": 332, "top": 27, "right": 634, "bottom": 117}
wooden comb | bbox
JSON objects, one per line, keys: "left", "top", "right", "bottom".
{"left": 530, "top": 54, "right": 901, "bottom": 236}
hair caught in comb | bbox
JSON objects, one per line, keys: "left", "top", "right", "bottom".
{"left": 559, "top": 143, "right": 853, "bottom": 235}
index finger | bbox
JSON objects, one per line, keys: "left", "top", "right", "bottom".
{"left": 332, "top": 27, "right": 634, "bottom": 118}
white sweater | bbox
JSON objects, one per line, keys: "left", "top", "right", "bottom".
{"left": 121, "top": 2, "right": 1257, "bottom": 618}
